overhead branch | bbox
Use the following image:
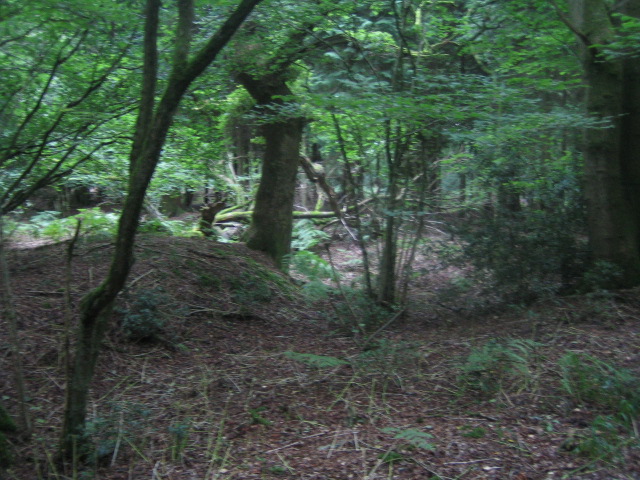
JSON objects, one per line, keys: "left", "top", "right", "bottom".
{"left": 551, "top": 0, "right": 592, "bottom": 46}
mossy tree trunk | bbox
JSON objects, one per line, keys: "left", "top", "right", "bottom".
{"left": 568, "top": 0, "right": 640, "bottom": 287}
{"left": 58, "top": 0, "right": 263, "bottom": 458}
{"left": 237, "top": 74, "right": 304, "bottom": 270}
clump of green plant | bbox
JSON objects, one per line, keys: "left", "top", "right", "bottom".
{"left": 287, "top": 250, "right": 336, "bottom": 300}
{"left": 581, "top": 260, "right": 624, "bottom": 291}
{"left": 573, "top": 415, "right": 636, "bottom": 461}
{"left": 560, "top": 353, "right": 640, "bottom": 461}
{"left": 381, "top": 427, "right": 436, "bottom": 450}
{"left": 248, "top": 407, "right": 271, "bottom": 426}
{"left": 453, "top": 196, "right": 587, "bottom": 302}
{"left": 12, "top": 208, "right": 120, "bottom": 240}
{"left": 168, "top": 422, "right": 190, "bottom": 462}
{"left": 81, "top": 402, "right": 152, "bottom": 464}
{"left": 197, "top": 273, "right": 221, "bottom": 289}
{"left": 458, "top": 338, "right": 541, "bottom": 396}
{"left": 560, "top": 352, "right": 639, "bottom": 424}
{"left": 459, "top": 425, "right": 487, "bottom": 438}
{"left": 290, "top": 219, "right": 329, "bottom": 251}
{"left": 139, "top": 217, "right": 200, "bottom": 237}
{"left": 377, "top": 427, "right": 436, "bottom": 464}
{"left": 119, "top": 288, "right": 169, "bottom": 342}
{"left": 326, "top": 288, "right": 393, "bottom": 336}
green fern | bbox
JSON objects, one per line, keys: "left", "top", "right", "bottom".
{"left": 459, "top": 338, "right": 542, "bottom": 395}
{"left": 381, "top": 427, "right": 436, "bottom": 450}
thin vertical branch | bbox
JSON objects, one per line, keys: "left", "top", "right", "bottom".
{"left": 0, "top": 214, "right": 32, "bottom": 437}
{"left": 332, "top": 113, "right": 374, "bottom": 298}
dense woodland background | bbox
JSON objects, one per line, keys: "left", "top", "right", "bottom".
{"left": 1, "top": 0, "right": 639, "bottom": 478}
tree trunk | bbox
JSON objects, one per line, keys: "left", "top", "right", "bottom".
{"left": 377, "top": 122, "right": 401, "bottom": 306}
{"left": 569, "top": 0, "right": 640, "bottom": 287}
{"left": 620, "top": 1, "right": 640, "bottom": 259}
{"left": 237, "top": 74, "right": 303, "bottom": 269}
{"left": 58, "top": 0, "right": 263, "bottom": 458}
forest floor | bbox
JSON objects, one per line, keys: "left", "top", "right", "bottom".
{"left": 1, "top": 234, "right": 639, "bottom": 480}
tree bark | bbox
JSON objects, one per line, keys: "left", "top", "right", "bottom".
{"left": 237, "top": 73, "right": 304, "bottom": 269}
{"left": 59, "top": 0, "right": 263, "bottom": 458}
{"left": 568, "top": 0, "right": 640, "bottom": 287}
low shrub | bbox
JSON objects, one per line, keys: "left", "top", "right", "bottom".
{"left": 458, "top": 338, "right": 541, "bottom": 396}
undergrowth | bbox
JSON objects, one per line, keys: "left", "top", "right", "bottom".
{"left": 560, "top": 352, "right": 640, "bottom": 460}
{"left": 458, "top": 338, "right": 542, "bottom": 397}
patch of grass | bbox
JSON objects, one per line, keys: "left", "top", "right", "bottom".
{"left": 459, "top": 425, "right": 487, "bottom": 438}
{"left": 284, "top": 351, "right": 348, "bottom": 369}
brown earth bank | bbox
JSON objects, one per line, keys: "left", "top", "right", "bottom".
{"left": 1, "top": 235, "right": 639, "bottom": 480}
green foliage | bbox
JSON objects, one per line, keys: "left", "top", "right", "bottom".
{"left": 559, "top": 352, "right": 640, "bottom": 460}
{"left": 573, "top": 414, "right": 637, "bottom": 461}
{"left": 168, "top": 422, "right": 190, "bottom": 462}
{"left": 327, "top": 288, "right": 393, "bottom": 335}
{"left": 559, "top": 353, "right": 640, "bottom": 425}
{"left": 291, "top": 219, "right": 329, "bottom": 251}
{"left": 0, "top": 432, "right": 12, "bottom": 468}
{"left": 597, "top": 13, "right": 640, "bottom": 60}
{"left": 248, "top": 407, "right": 271, "bottom": 426}
{"left": 284, "top": 351, "right": 348, "bottom": 369}
{"left": 82, "top": 402, "right": 151, "bottom": 463}
{"left": 378, "top": 450, "right": 405, "bottom": 464}
{"left": 119, "top": 288, "right": 169, "bottom": 342}
{"left": 139, "top": 217, "right": 200, "bottom": 237}
{"left": 288, "top": 250, "right": 336, "bottom": 300}
{"left": 581, "top": 260, "right": 624, "bottom": 291}
{"left": 10, "top": 208, "right": 119, "bottom": 240}
{"left": 0, "top": 0, "right": 141, "bottom": 214}
{"left": 459, "top": 426, "right": 487, "bottom": 438}
{"left": 381, "top": 427, "right": 436, "bottom": 451}
{"left": 197, "top": 273, "right": 221, "bottom": 290}
{"left": 455, "top": 205, "right": 586, "bottom": 302}
{"left": 458, "top": 338, "right": 541, "bottom": 396}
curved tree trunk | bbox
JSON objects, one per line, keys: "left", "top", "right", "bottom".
{"left": 58, "top": 0, "right": 263, "bottom": 458}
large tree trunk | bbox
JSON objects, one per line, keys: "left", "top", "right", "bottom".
{"left": 58, "top": 0, "right": 263, "bottom": 458}
{"left": 237, "top": 74, "right": 303, "bottom": 269}
{"left": 569, "top": 0, "right": 640, "bottom": 287}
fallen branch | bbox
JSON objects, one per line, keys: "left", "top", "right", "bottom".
{"left": 215, "top": 210, "right": 336, "bottom": 223}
